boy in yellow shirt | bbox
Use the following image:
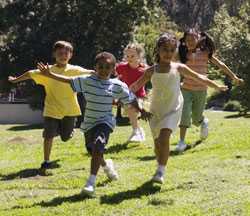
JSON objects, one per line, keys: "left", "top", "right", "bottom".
{"left": 8, "top": 41, "right": 92, "bottom": 171}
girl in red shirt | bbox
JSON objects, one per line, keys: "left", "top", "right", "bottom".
{"left": 116, "top": 43, "right": 148, "bottom": 142}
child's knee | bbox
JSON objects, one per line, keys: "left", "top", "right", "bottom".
{"left": 159, "top": 128, "right": 172, "bottom": 138}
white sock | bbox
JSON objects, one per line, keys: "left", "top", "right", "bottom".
{"left": 88, "top": 174, "right": 96, "bottom": 185}
{"left": 157, "top": 165, "right": 165, "bottom": 175}
{"left": 44, "top": 160, "right": 50, "bottom": 163}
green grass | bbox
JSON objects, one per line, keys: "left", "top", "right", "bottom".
{"left": 0, "top": 111, "right": 250, "bottom": 216}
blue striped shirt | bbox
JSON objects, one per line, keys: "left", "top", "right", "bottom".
{"left": 70, "top": 74, "right": 135, "bottom": 132}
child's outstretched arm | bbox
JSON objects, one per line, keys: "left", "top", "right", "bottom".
{"left": 8, "top": 72, "right": 31, "bottom": 83}
{"left": 178, "top": 63, "right": 228, "bottom": 91}
{"left": 210, "top": 56, "right": 244, "bottom": 85}
{"left": 127, "top": 99, "right": 152, "bottom": 121}
{"left": 37, "top": 62, "right": 72, "bottom": 84}
{"left": 129, "top": 66, "right": 154, "bottom": 93}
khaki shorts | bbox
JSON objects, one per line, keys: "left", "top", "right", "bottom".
{"left": 180, "top": 89, "right": 207, "bottom": 128}
{"left": 43, "top": 116, "right": 76, "bottom": 141}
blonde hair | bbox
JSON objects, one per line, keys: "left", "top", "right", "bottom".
{"left": 123, "top": 43, "right": 145, "bottom": 62}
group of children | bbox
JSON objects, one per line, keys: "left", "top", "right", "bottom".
{"left": 8, "top": 30, "right": 243, "bottom": 196}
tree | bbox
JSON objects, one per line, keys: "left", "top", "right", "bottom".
{"left": 209, "top": 3, "right": 250, "bottom": 113}
{"left": 0, "top": 0, "right": 159, "bottom": 108}
{"left": 0, "top": 0, "right": 159, "bottom": 73}
{"left": 133, "top": 8, "right": 179, "bottom": 65}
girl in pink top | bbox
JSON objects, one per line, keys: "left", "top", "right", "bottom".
{"left": 175, "top": 29, "right": 243, "bottom": 152}
{"left": 116, "top": 43, "right": 148, "bottom": 142}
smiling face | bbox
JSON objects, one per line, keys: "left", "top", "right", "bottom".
{"left": 95, "top": 57, "right": 115, "bottom": 80}
{"left": 124, "top": 48, "right": 141, "bottom": 67}
{"left": 158, "top": 42, "right": 177, "bottom": 64}
{"left": 54, "top": 47, "right": 72, "bottom": 66}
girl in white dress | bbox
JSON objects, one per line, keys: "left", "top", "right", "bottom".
{"left": 130, "top": 33, "right": 227, "bottom": 184}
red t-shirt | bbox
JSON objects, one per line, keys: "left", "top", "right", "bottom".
{"left": 116, "top": 62, "right": 146, "bottom": 98}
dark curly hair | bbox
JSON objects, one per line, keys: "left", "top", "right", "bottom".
{"left": 154, "top": 32, "right": 178, "bottom": 63}
{"left": 179, "top": 29, "right": 215, "bottom": 63}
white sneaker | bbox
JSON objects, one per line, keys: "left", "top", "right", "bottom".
{"left": 175, "top": 140, "right": 187, "bottom": 152}
{"left": 200, "top": 118, "right": 209, "bottom": 140}
{"left": 128, "top": 128, "right": 145, "bottom": 142}
{"left": 103, "top": 159, "right": 118, "bottom": 180}
{"left": 152, "top": 171, "right": 164, "bottom": 184}
{"left": 81, "top": 181, "right": 95, "bottom": 196}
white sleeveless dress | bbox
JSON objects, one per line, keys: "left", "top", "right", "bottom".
{"left": 149, "top": 63, "right": 184, "bottom": 139}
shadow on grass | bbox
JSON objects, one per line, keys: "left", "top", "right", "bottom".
{"left": 106, "top": 142, "right": 138, "bottom": 154}
{"left": 0, "top": 160, "right": 61, "bottom": 180}
{"left": 100, "top": 180, "right": 161, "bottom": 205}
{"left": 37, "top": 193, "right": 91, "bottom": 207}
{"left": 170, "top": 140, "right": 203, "bottom": 156}
{"left": 224, "top": 113, "right": 250, "bottom": 119}
{"left": 7, "top": 124, "right": 43, "bottom": 131}
{"left": 137, "top": 155, "right": 155, "bottom": 161}
{"left": 97, "top": 179, "right": 112, "bottom": 187}
{"left": 10, "top": 193, "right": 91, "bottom": 210}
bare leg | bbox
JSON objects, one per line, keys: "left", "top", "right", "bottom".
{"left": 180, "top": 126, "right": 188, "bottom": 141}
{"left": 43, "top": 137, "right": 53, "bottom": 161}
{"left": 90, "top": 150, "right": 105, "bottom": 175}
{"left": 158, "top": 128, "right": 172, "bottom": 166}
{"left": 127, "top": 106, "right": 139, "bottom": 130}
{"left": 154, "top": 138, "right": 160, "bottom": 163}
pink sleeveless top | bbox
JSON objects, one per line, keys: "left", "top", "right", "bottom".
{"left": 182, "top": 49, "right": 209, "bottom": 91}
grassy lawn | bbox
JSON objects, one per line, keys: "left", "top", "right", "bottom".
{"left": 0, "top": 111, "right": 250, "bottom": 216}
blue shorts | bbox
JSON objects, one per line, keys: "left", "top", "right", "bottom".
{"left": 84, "top": 123, "right": 113, "bottom": 154}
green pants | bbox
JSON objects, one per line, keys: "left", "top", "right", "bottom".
{"left": 180, "top": 89, "right": 207, "bottom": 128}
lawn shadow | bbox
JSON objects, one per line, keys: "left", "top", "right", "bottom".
{"left": 137, "top": 155, "right": 155, "bottom": 161}
{"left": 36, "top": 193, "right": 91, "bottom": 207}
{"left": 7, "top": 124, "right": 43, "bottom": 131}
{"left": 170, "top": 140, "right": 203, "bottom": 156}
{"left": 10, "top": 193, "right": 91, "bottom": 210}
{"left": 106, "top": 142, "right": 138, "bottom": 154}
{"left": 224, "top": 113, "right": 250, "bottom": 119}
{"left": 96, "top": 179, "right": 112, "bottom": 187}
{"left": 100, "top": 180, "right": 161, "bottom": 205}
{"left": 0, "top": 160, "right": 61, "bottom": 180}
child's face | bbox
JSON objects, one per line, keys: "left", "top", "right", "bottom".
{"left": 185, "top": 34, "right": 198, "bottom": 50}
{"left": 158, "top": 42, "right": 176, "bottom": 63}
{"left": 124, "top": 48, "right": 140, "bottom": 66}
{"left": 95, "top": 58, "right": 115, "bottom": 79}
{"left": 54, "top": 48, "right": 72, "bottom": 65}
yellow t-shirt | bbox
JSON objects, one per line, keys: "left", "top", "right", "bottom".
{"left": 29, "top": 64, "right": 91, "bottom": 119}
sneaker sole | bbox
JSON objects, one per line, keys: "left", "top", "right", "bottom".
{"left": 152, "top": 178, "right": 164, "bottom": 184}
{"left": 81, "top": 189, "right": 95, "bottom": 197}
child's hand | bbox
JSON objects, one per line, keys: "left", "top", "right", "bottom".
{"left": 218, "top": 85, "right": 228, "bottom": 91}
{"left": 233, "top": 76, "right": 244, "bottom": 86}
{"left": 129, "top": 83, "right": 137, "bottom": 93}
{"left": 37, "top": 62, "right": 50, "bottom": 76}
{"left": 139, "top": 109, "right": 153, "bottom": 121}
{"left": 8, "top": 76, "right": 17, "bottom": 83}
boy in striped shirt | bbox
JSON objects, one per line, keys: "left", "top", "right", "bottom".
{"left": 37, "top": 52, "right": 151, "bottom": 196}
